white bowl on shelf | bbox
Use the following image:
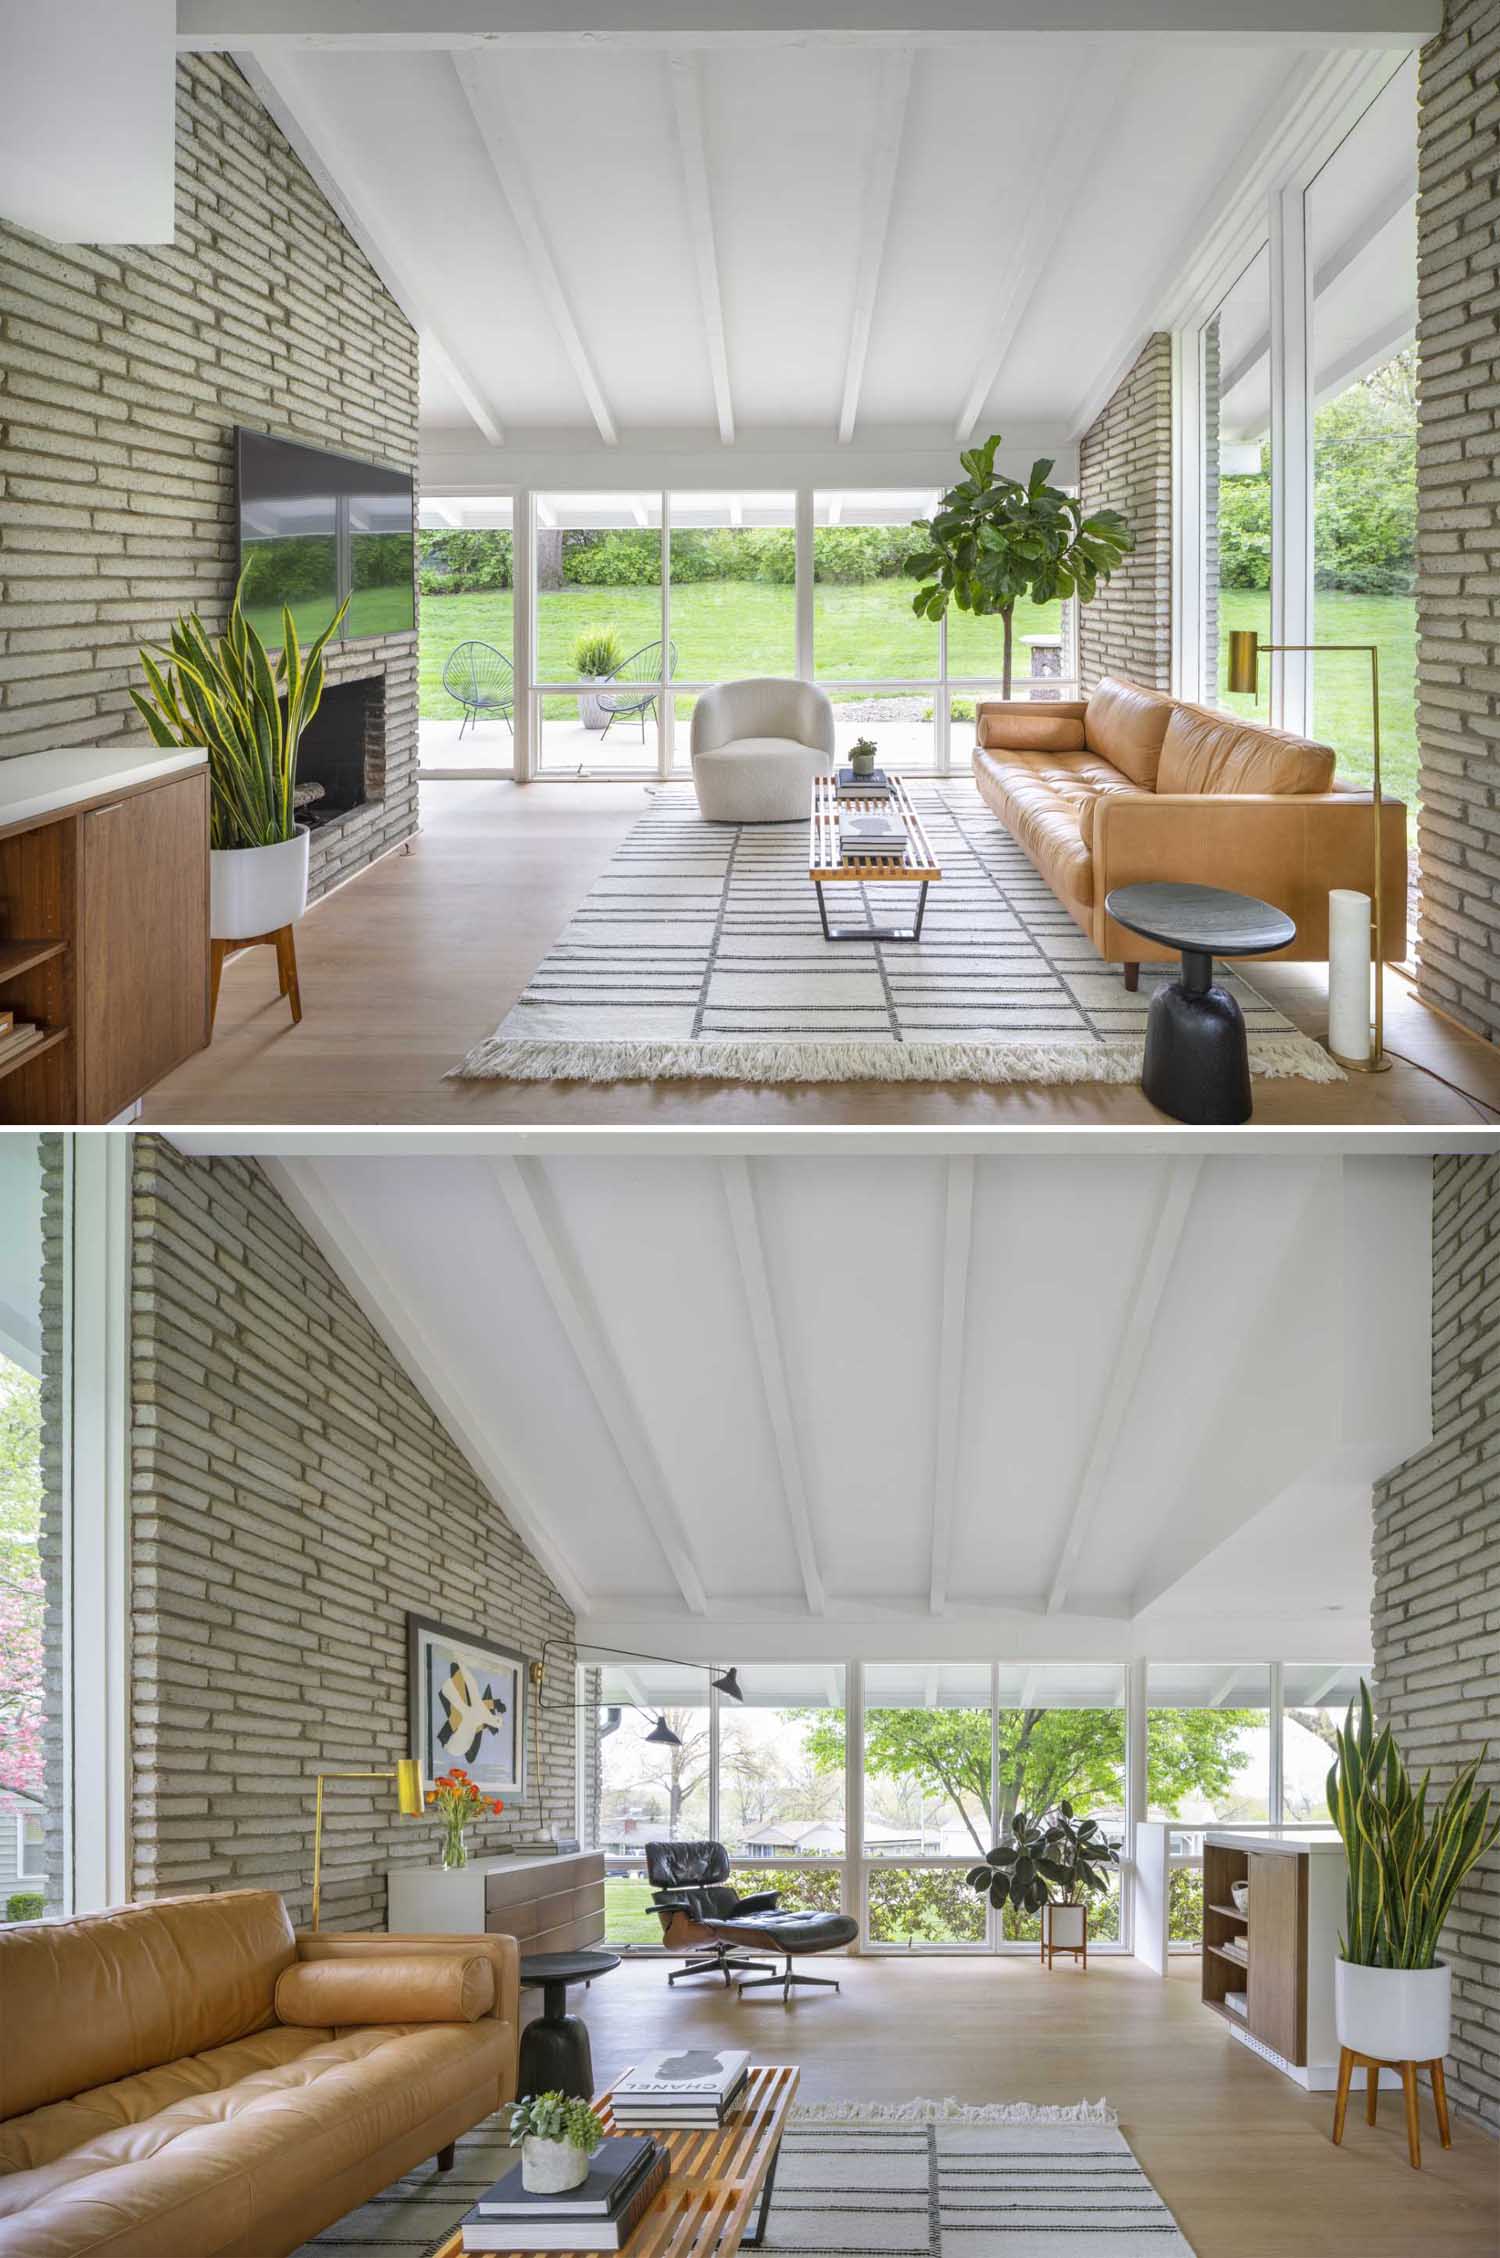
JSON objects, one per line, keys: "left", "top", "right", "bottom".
{"left": 1229, "top": 1880, "right": 1250, "bottom": 1913}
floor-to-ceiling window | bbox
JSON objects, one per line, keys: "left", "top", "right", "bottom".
{"left": 1281, "top": 1664, "right": 1368, "bottom": 1823}
{"left": 416, "top": 501, "right": 515, "bottom": 775}
{"left": 861, "top": 1663, "right": 990, "bottom": 1947}
{"left": 719, "top": 1663, "right": 845, "bottom": 1912}
{"left": 812, "top": 491, "right": 943, "bottom": 771}
{"left": 667, "top": 495, "right": 798, "bottom": 775}
{"left": 0, "top": 1138, "right": 50, "bottom": 1921}
{"left": 534, "top": 494, "right": 665, "bottom": 776}
{"left": 594, "top": 1663, "right": 710, "bottom": 1943}
{"left": 1203, "top": 244, "right": 1273, "bottom": 716}
{"left": 994, "top": 1664, "right": 1126, "bottom": 1946}
{"left": 1146, "top": 1663, "right": 1271, "bottom": 1948}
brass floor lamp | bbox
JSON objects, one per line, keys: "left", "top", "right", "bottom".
{"left": 1226, "top": 629, "right": 1391, "bottom": 1072}
{"left": 310, "top": 1757, "right": 424, "bottom": 1931}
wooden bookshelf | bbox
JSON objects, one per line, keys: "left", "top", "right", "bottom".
{"left": 1202, "top": 1836, "right": 1310, "bottom": 2067}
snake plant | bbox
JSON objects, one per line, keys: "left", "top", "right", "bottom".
{"left": 130, "top": 583, "right": 348, "bottom": 852}
{"left": 1328, "top": 1680, "right": 1499, "bottom": 1968}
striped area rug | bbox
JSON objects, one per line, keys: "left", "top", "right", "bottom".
{"left": 294, "top": 2099, "right": 1194, "bottom": 2258}
{"left": 451, "top": 781, "right": 1340, "bottom": 1088}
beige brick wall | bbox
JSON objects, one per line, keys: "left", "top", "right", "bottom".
{"left": 1372, "top": 1152, "right": 1500, "bottom": 2131}
{"left": 128, "top": 1139, "right": 578, "bottom": 1931}
{"left": 1077, "top": 334, "right": 1174, "bottom": 693}
{"left": 1415, "top": 0, "right": 1500, "bottom": 1040}
{"left": 0, "top": 55, "right": 420, "bottom": 901}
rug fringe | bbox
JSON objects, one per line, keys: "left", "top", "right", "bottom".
{"left": 449, "top": 1032, "right": 1343, "bottom": 1087}
{"left": 791, "top": 2096, "right": 1118, "bottom": 2126}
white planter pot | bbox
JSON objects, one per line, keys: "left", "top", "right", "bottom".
{"left": 210, "top": 828, "right": 310, "bottom": 941}
{"left": 578, "top": 690, "right": 610, "bottom": 730}
{"left": 1043, "top": 1902, "right": 1087, "bottom": 1949}
{"left": 1335, "top": 1959, "right": 1451, "bottom": 2062}
{"left": 522, "top": 2136, "right": 589, "bottom": 2194}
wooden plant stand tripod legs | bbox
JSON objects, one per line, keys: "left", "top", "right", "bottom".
{"left": 1332, "top": 2046, "right": 1452, "bottom": 2170}
{"left": 210, "top": 927, "right": 302, "bottom": 1032}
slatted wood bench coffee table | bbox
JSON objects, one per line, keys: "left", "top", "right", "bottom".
{"left": 809, "top": 772, "right": 941, "bottom": 941}
{"left": 431, "top": 2062, "right": 799, "bottom": 2258}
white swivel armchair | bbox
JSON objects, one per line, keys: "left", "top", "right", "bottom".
{"left": 690, "top": 678, "right": 836, "bottom": 823}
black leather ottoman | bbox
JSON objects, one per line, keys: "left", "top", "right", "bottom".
{"left": 700, "top": 1909, "right": 860, "bottom": 2000}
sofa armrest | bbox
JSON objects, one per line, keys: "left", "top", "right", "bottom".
{"left": 297, "top": 1928, "right": 521, "bottom": 2039}
{"left": 1090, "top": 790, "right": 1407, "bottom": 963}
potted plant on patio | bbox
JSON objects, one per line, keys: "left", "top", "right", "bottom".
{"left": 573, "top": 628, "right": 624, "bottom": 729}
{"left": 130, "top": 580, "right": 348, "bottom": 948}
{"left": 909, "top": 433, "right": 1134, "bottom": 697}
{"left": 965, "top": 1802, "right": 1118, "bottom": 1962}
{"left": 1327, "top": 1681, "right": 1497, "bottom": 2071}
{"left": 509, "top": 2092, "right": 604, "bottom": 2194}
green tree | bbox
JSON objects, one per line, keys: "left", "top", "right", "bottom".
{"left": 800, "top": 1703, "right": 1254, "bottom": 1858}
{"left": 0, "top": 1358, "right": 44, "bottom": 1811}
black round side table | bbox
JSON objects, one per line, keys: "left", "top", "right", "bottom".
{"left": 1105, "top": 881, "right": 1296, "bottom": 1125}
{"left": 517, "top": 1949, "right": 620, "bottom": 2099}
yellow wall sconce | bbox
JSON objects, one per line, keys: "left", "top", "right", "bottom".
{"left": 310, "top": 1757, "right": 424, "bottom": 1931}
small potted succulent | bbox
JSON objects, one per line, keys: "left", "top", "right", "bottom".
{"left": 965, "top": 1802, "right": 1118, "bottom": 1962}
{"left": 574, "top": 629, "right": 624, "bottom": 729}
{"left": 848, "top": 735, "right": 879, "bottom": 780}
{"left": 510, "top": 2092, "right": 604, "bottom": 2194}
{"left": 424, "top": 1766, "right": 504, "bottom": 1870}
{"left": 1328, "top": 1682, "right": 1497, "bottom": 2073}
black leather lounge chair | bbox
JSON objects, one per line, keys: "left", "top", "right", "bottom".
{"left": 645, "top": 1839, "right": 860, "bottom": 1999}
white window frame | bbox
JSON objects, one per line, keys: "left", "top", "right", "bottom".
{"left": 15, "top": 1809, "right": 45, "bottom": 1883}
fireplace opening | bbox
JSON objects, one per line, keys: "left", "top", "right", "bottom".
{"left": 293, "top": 674, "right": 385, "bottom": 832}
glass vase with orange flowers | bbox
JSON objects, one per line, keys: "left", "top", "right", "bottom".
{"left": 425, "top": 1768, "right": 505, "bottom": 1869}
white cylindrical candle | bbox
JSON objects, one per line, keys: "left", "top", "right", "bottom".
{"left": 1329, "top": 888, "right": 1373, "bottom": 1063}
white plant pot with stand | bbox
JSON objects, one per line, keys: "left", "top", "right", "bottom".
{"left": 1334, "top": 1959, "right": 1451, "bottom": 2063}
{"left": 208, "top": 826, "right": 310, "bottom": 1029}
{"left": 1040, "top": 1900, "right": 1088, "bottom": 1968}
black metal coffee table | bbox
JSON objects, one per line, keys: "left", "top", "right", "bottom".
{"left": 1105, "top": 881, "right": 1296, "bottom": 1124}
{"left": 518, "top": 1949, "right": 620, "bottom": 2098}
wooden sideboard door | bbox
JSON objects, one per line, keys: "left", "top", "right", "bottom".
{"left": 77, "top": 774, "right": 210, "bottom": 1121}
{"left": 1246, "top": 1851, "right": 1309, "bottom": 2064}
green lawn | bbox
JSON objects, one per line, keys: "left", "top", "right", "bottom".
{"left": 603, "top": 1876, "right": 662, "bottom": 1946}
{"left": 417, "top": 582, "right": 1418, "bottom": 809}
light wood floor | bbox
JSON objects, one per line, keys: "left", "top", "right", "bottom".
{"left": 146, "top": 781, "right": 1500, "bottom": 1126}
{"left": 553, "top": 1954, "right": 1497, "bottom": 2258}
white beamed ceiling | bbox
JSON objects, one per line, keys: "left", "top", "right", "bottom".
{"left": 265, "top": 1149, "right": 1431, "bottom": 1660}
{"left": 230, "top": 24, "right": 1414, "bottom": 477}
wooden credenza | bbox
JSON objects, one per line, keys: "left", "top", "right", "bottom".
{"left": 0, "top": 748, "right": 211, "bottom": 1122}
{"left": 1202, "top": 1830, "right": 1348, "bottom": 2090}
{"left": 386, "top": 1849, "right": 607, "bottom": 1959}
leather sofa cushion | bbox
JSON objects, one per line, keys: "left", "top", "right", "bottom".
{"left": 975, "top": 706, "right": 1087, "bottom": 753}
{"left": 1082, "top": 677, "right": 1176, "bottom": 790}
{"left": 0, "top": 1892, "right": 296, "bottom": 2124}
{"left": 973, "top": 746, "right": 1145, "bottom": 910}
{"left": 1158, "top": 703, "right": 1336, "bottom": 795}
{"left": 275, "top": 1954, "right": 495, "bottom": 2028}
{"left": 0, "top": 2022, "right": 505, "bottom": 2258}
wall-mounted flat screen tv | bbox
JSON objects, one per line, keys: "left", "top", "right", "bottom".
{"left": 235, "top": 428, "right": 415, "bottom": 647}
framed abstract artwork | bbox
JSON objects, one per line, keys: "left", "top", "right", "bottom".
{"left": 406, "top": 1612, "right": 529, "bottom": 1800}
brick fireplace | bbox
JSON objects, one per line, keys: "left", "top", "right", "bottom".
{"left": 306, "top": 638, "right": 419, "bottom": 902}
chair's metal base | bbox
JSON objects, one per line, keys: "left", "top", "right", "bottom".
{"left": 737, "top": 1957, "right": 841, "bottom": 2000}
{"left": 816, "top": 879, "right": 929, "bottom": 943}
{"left": 669, "top": 1943, "right": 776, "bottom": 1988}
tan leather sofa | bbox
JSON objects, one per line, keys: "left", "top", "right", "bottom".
{"left": 972, "top": 675, "right": 1407, "bottom": 980}
{"left": 0, "top": 1889, "right": 519, "bottom": 2258}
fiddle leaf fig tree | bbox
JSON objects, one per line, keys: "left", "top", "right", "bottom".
{"left": 910, "top": 435, "right": 1135, "bottom": 697}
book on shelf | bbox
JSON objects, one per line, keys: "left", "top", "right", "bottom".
{"left": 835, "top": 767, "right": 892, "bottom": 799}
{"left": 477, "top": 2138, "right": 658, "bottom": 2218}
{"left": 0, "top": 1009, "right": 13, "bottom": 1039}
{"left": 462, "top": 2146, "right": 670, "bottom": 2251}
{"left": 1223, "top": 1989, "right": 1248, "bottom": 2018}
{"left": 0, "top": 1021, "right": 42, "bottom": 1066}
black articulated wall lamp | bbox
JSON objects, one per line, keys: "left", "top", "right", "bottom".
{"left": 527, "top": 1640, "right": 744, "bottom": 1781}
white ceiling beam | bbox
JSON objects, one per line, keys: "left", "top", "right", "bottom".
{"left": 451, "top": 53, "right": 618, "bottom": 445}
{"left": 929, "top": 1154, "right": 975, "bottom": 1616}
{"left": 838, "top": 46, "right": 913, "bottom": 444}
{"left": 823, "top": 1666, "right": 843, "bottom": 1709}
{"left": 238, "top": 50, "right": 504, "bottom": 448}
{"left": 1045, "top": 1158, "right": 1204, "bottom": 1616}
{"left": 668, "top": 52, "right": 735, "bottom": 446}
{"left": 263, "top": 1159, "right": 590, "bottom": 1616}
{"left": 1209, "top": 1670, "right": 1240, "bottom": 1706}
{"left": 922, "top": 1665, "right": 940, "bottom": 1709}
{"left": 1298, "top": 1666, "right": 1348, "bottom": 1707}
{"left": 720, "top": 1158, "right": 826, "bottom": 1617}
{"left": 954, "top": 52, "right": 1127, "bottom": 445}
{"left": 181, "top": 4, "right": 1442, "bottom": 48}
{"left": 492, "top": 1157, "right": 709, "bottom": 1614}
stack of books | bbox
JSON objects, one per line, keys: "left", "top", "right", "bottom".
{"left": 460, "top": 2136, "right": 669, "bottom": 2253}
{"left": 835, "top": 766, "right": 892, "bottom": 800}
{"left": 0, "top": 1019, "right": 44, "bottom": 1072}
{"left": 611, "top": 2048, "right": 752, "bottom": 2130}
{"left": 838, "top": 808, "right": 908, "bottom": 865}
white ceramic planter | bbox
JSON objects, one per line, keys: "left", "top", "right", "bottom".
{"left": 210, "top": 827, "right": 310, "bottom": 941}
{"left": 1335, "top": 1959, "right": 1451, "bottom": 2061}
{"left": 578, "top": 690, "right": 610, "bottom": 730}
{"left": 522, "top": 2136, "right": 589, "bottom": 2194}
{"left": 1043, "top": 1901, "right": 1087, "bottom": 1950}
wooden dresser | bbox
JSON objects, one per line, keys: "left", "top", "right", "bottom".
{"left": 386, "top": 1848, "right": 607, "bottom": 1957}
{"left": 0, "top": 747, "right": 210, "bottom": 1122}
{"left": 1202, "top": 1830, "right": 1349, "bottom": 2090}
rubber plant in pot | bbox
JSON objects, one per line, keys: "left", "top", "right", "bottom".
{"left": 509, "top": 2093, "right": 604, "bottom": 2195}
{"left": 130, "top": 582, "right": 347, "bottom": 952}
{"left": 1328, "top": 1681, "right": 1497, "bottom": 2075}
{"left": 909, "top": 434, "right": 1134, "bottom": 696}
{"left": 965, "top": 1802, "right": 1118, "bottom": 1962}
{"left": 573, "top": 628, "right": 623, "bottom": 730}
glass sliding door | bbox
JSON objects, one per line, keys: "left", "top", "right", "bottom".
{"left": 862, "top": 1663, "right": 990, "bottom": 1947}
{"left": 994, "top": 1663, "right": 1126, "bottom": 1947}
{"left": 668, "top": 494, "right": 796, "bottom": 775}
{"left": 1205, "top": 244, "right": 1273, "bottom": 716}
{"left": 1146, "top": 1663, "right": 1271, "bottom": 1947}
{"left": 534, "top": 494, "right": 664, "bottom": 775}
